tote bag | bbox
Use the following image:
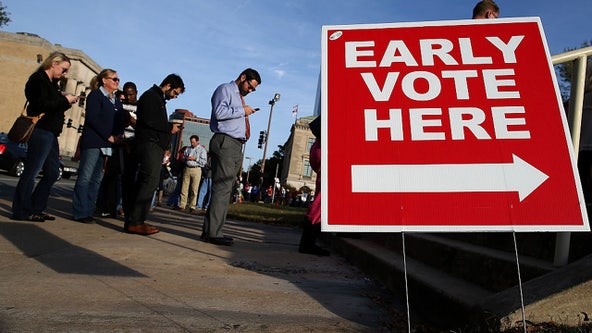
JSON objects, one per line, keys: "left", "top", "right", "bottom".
{"left": 7, "top": 101, "right": 44, "bottom": 143}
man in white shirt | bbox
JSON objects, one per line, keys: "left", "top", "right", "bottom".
{"left": 178, "top": 135, "right": 207, "bottom": 211}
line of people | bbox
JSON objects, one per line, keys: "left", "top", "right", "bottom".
{"left": 10, "top": 53, "right": 261, "bottom": 246}
{"left": 11, "top": 53, "right": 186, "bottom": 236}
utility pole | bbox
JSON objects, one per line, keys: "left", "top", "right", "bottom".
{"left": 258, "top": 93, "right": 280, "bottom": 201}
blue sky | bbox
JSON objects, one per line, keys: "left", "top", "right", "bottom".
{"left": 2, "top": 0, "right": 590, "bottom": 169}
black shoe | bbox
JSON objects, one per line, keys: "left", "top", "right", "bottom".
{"left": 75, "top": 216, "right": 95, "bottom": 224}
{"left": 205, "top": 237, "right": 234, "bottom": 246}
{"left": 299, "top": 245, "right": 330, "bottom": 257}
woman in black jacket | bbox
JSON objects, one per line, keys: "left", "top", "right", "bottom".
{"left": 11, "top": 52, "right": 79, "bottom": 222}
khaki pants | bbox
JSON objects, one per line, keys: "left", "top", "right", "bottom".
{"left": 179, "top": 166, "right": 202, "bottom": 209}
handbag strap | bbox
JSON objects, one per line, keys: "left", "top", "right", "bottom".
{"left": 20, "top": 101, "right": 29, "bottom": 116}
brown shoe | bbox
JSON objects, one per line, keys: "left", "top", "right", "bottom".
{"left": 125, "top": 224, "right": 159, "bottom": 235}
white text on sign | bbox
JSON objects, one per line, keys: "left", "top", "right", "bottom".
{"left": 344, "top": 36, "right": 530, "bottom": 142}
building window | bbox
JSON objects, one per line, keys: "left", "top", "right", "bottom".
{"left": 306, "top": 138, "right": 315, "bottom": 153}
{"left": 303, "top": 159, "right": 312, "bottom": 179}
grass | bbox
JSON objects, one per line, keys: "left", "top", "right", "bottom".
{"left": 226, "top": 201, "right": 307, "bottom": 226}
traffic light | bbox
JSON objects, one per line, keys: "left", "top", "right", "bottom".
{"left": 78, "top": 91, "right": 86, "bottom": 107}
{"left": 66, "top": 119, "right": 73, "bottom": 128}
{"left": 258, "top": 130, "right": 266, "bottom": 149}
{"left": 77, "top": 125, "right": 84, "bottom": 133}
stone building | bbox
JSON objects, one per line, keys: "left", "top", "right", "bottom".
{"left": 0, "top": 31, "right": 101, "bottom": 158}
{"left": 169, "top": 109, "right": 212, "bottom": 158}
{"left": 280, "top": 116, "right": 317, "bottom": 189}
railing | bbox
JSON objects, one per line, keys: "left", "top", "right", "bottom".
{"left": 551, "top": 46, "right": 592, "bottom": 266}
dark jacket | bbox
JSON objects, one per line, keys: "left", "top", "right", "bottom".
{"left": 79, "top": 88, "right": 124, "bottom": 150}
{"left": 135, "top": 85, "right": 173, "bottom": 150}
{"left": 24, "top": 69, "right": 72, "bottom": 136}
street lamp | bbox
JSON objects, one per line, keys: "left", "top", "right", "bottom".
{"left": 259, "top": 93, "right": 280, "bottom": 201}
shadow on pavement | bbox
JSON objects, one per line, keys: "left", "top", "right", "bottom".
{"left": 0, "top": 221, "right": 145, "bottom": 277}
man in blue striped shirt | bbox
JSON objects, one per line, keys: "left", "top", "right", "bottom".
{"left": 202, "top": 68, "right": 261, "bottom": 246}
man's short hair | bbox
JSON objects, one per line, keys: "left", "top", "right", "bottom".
{"left": 472, "top": 0, "right": 499, "bottom": 18}
{"left": 123, "top": 81, "right": 137, "bottom": 91}
{"left": 160, "top": 74, "right": 185, "bottom": 93}
{"left": 190, "top": 135, "right": 199, "bottom": 142}
{"left": 240, "top": 68, "right": 261, "bottom": 85}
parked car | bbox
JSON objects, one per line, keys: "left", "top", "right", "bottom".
{"left": 58, "top": 155, "right": 78, "bottom": 179}
{"left": 0, "top": 132, "right": 66, "bottom": 180}
{"left": 0, "top": 133, "right": 27, "bottom": 177}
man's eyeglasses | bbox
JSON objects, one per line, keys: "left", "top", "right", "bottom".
{"left": 60, "top": 67, "right": 69, "bottom": 74}
{"left": 245, "top": 80, "right": 256, "bottom": 92}
{"left": 108, "top": 77, "right": 120, "bottom": 82}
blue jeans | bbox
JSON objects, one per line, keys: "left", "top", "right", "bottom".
{"left": 12, "top": 128, "right": 60, "bottom": 219}
{"left": 197, "top": 177, "right": 211, "bottom": 209}
{"left": 166, "top": 176, "right": 182, "bottom": 207}
{"left": 73, "top": 148, "right": 105, "bottom": 219}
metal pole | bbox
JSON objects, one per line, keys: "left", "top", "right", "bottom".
{"left": 259, "top": 93, "right": 280, "bottom": 202}
{"left": 260, "top": 101, "right": 276, "bottom": 175}
{"left": 554, "top": 56, "right": 588, "bottom": 267}
{"left": 239, "top": 143, "right": 246, "bottom": 178}
{"left": 271, "top": 163, "right": 279, "bottom": 204}
{"left": 245, "top": 157, "right": 252, "bottom": 184}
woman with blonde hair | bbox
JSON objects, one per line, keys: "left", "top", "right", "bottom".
{"left": 72, "top": 69, "right": 124, "bottom": 224}
{"left": 12, "top": 52, "right": 79, "bottom": 222}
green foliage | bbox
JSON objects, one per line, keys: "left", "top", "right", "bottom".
{"left": 0, "top": 1, "right": 10, "bottom": 28}
{"left": 226, "top": 202, "right": 306, "bottom": 226}
{"left": 244, "top": 145, "right": 285, "bottom": 189}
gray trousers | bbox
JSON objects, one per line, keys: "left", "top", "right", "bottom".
{"left": 202, "top": 134, "right": 243, "bottom": 238}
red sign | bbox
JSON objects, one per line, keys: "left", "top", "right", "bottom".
{"left": 321, "top": 18, "right": 589, "bottom": 232}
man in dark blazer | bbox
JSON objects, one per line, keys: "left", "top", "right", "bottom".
{"left": 124, "top": 74, "right": 184, "bottom": 235}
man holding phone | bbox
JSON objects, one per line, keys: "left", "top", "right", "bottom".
{"left": 203, "top": 68, "right": 261, "bottom": 246}
{"left": 124, "top": 74, "right": 185, "bottom": 235}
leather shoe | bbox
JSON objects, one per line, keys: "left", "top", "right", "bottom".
{"left": 205, "top": 237, "right": 233, "bottom": 246}
{"left": 125, "top": 224, "right": 159, "bottom": 235}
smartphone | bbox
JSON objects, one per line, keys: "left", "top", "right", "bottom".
{"left": 254, "top": 108, "right": 260, "bottom": 111}
{"left": 178, "top": 126, "right": 184, "bottom": 130}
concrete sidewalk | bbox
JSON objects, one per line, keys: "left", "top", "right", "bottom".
{"left": 0, "top": 180, "right": 403, "bottom": 332}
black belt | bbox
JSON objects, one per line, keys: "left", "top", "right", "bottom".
{"left": 215, "top": 133, "right": 246, "bottom": 144}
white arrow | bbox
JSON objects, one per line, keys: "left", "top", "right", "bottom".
{"left": 351, "top": 154, "right": 549, "bottom": 202}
